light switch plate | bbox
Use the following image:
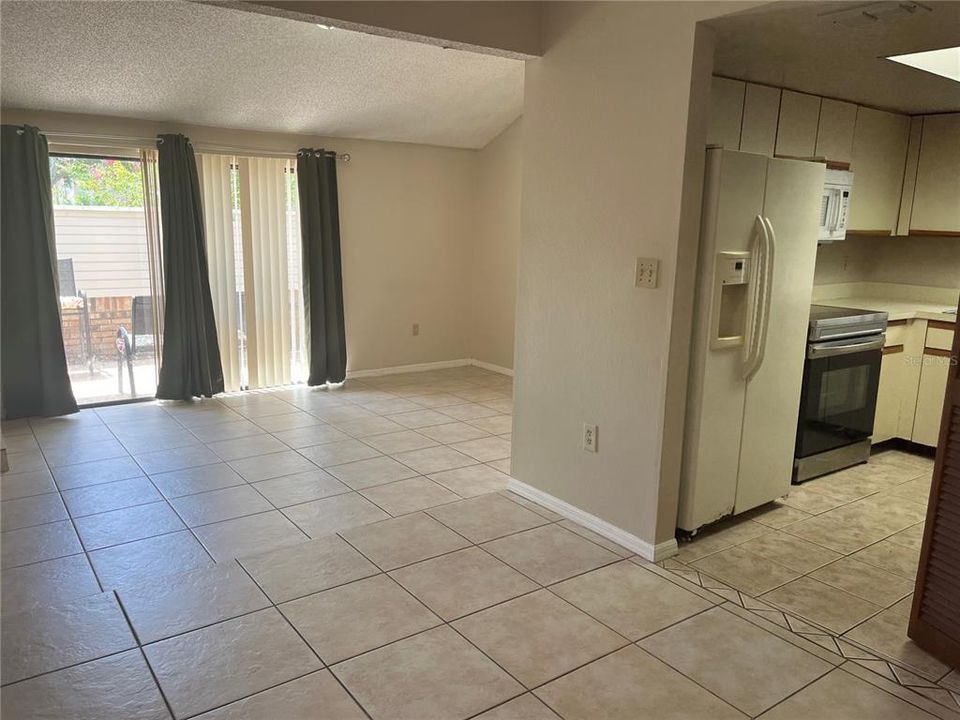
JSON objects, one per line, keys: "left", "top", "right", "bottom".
{"left": 636, "top": 258, "right": 660, "bottom": 288}
{"left": 583, "top": 423, "right": 598, "bottom": 453}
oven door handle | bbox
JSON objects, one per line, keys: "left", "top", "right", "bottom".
{"left": 807, "top": 335, "right": 886, "bottom": 359}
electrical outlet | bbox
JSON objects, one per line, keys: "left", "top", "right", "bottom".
{"left": 583, "top": 423, "right": 598, "bottom": 453}
{"left": 412, "top": 323, "right": 420, "bottom": 336}
{"left": 635, "top": 257, "right": 660, "bottom": 289}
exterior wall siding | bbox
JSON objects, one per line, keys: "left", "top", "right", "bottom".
{"left": 53, "top": 206, "right": 151, "bottom": 298}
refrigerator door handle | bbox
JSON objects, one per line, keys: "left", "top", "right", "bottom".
{"left": 742, "top": 216, "right": 764, "bottom": 374}
{"left": 754, "top": 216, "right": 777, "bottom": 375}
{"left": 744, "top": 216, "right": 775, "bottom": 380}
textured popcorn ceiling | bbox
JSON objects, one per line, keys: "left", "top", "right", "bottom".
{"left": 0, "top": 0, "right": 524, "bottom": 148}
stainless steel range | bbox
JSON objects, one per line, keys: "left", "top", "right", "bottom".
{"left": 793, "top": 305, "right": 889, "bottom": 483}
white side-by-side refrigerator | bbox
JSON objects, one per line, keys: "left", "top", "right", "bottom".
{"left": 678, "top": 148, "right": 825, "bottom": 533}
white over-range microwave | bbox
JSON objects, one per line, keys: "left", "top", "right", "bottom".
{"left": 818, "top": 169, "right": 854, "bottom": 243}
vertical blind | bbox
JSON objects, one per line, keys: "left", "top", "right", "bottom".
{"left": 139, "top": 147, "right": 165, "bottom": 366}
{"left": 197, "top": 153, "right": 243, "bottom": 391}
{"left": 198, "top": 153, "right": 305, "bottom": 392}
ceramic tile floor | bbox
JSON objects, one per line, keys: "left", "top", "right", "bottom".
{"left": 673, "top": 448, "right": 960, "bottom": 708}
{"left": 0, "top": 367, "right": 952, "bottom": 719}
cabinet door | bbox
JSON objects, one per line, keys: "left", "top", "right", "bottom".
{"left": 775, "top": 90, "right": 821, "bottom": 158}
{"left": 910, "top": 114, "right": 960, "bottom": 234}
{"left": 913, "top": 354, "right": 952, "bottom": 446}
{"left": 897, "top": 117, "right": 924, "bottom": 236}
{"left": 816, "top": 99, "right": 857, "bottom": 164}
{"left": 708, "top": 77, "right": 745, "bottom": 149}
{"left": 847, "top": 107, "right": 910, "bottom": 235}
{"left": 740, "top": 83, "right": 780, "bottom": 156}
{"left": 874, "top": 346, "right": 907, "bottom": 443}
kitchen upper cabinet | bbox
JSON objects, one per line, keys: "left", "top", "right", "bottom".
{"left": 815, "top": 99, "right": 857, "bottom": 164}
{"left": 909, "top": 114, "right": 960, "bottom": 234}
{"left": 704, "top": 78, "right": 958, "bottom": 237}
{"left": 740, "top": 83, "right": 780, "bottom": 156}
{"left": 847, "top": 107, "right": 910, "bottom": 235}
{"left": 775, "top": 90, "right": 821, "bottom": 158}
{"left": 708, "top": 77, "right": 744, "bottom": 149}
{"left": 897, "top": 117, "right": 924, "bottom": 237}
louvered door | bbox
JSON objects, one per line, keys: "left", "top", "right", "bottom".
{"left": 909, "top": 303, "right": 960, "bottom": 667}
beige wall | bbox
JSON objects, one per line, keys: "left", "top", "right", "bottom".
{"left": 815, "top": 235, "right": 960, "bottom": 290}
{"left": 512, "top": 1, "right": 754, "bottom": 551}
{"left": 471, "top": 118, "right": 522, "bottom": 370}
{"left": 3, "top": 108, "right": 521, "bottom": 374}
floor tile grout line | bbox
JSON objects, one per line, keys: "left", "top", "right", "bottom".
{"left": 230, "top": 556, "right": 380, "bottom": 720}
{"left": 687, "top": 533, "right": 920, "bottom": 637}
{"left": 716, "top": 602, "right": 845, "bottom": 664}
{"left": 637, "top": 606, "right": 837, "bottom": 718}
{"left": 660, "top": 543, "right": 958, "bottom": 705}
{"left": 25, "top": 430, "right": 108, "bottom": 594}
{"left": 460, "top": 690, "right": 534, "bottom": 720}
{"left": 318, "top": 520, "right": 565, "bottom": 694}
{"left": 682, "top": 507, "right": 922, "bottom": 568}
{"left": 835, "top": 662, "right": 960, "bottom": 718}
{"left": 757, "top": 660, "right": 913, "bottom": 720}
{"left": 0, "top": 645, "right": 146, "bottom": 690}
{"left": 176, "top": 667, "right": 340, "bottom": 720}
{"left": 679, "top": 514, "right": 928, "bottom": 588}
{"left": 320, "top": 509, "right": 683, "bottom": 696}
{"left": 136, "top": 644, "right": 179, "bottom": 720}
{"left": 92, "top": 415, "right": 222, "bottom": 569}
{"left": 15, "top": 376, "right": 896, "bottom": 720}
{"left": 625, "top": 640, "right": 758, "bottom": 719}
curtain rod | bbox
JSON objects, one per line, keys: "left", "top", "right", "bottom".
{"left": 22, "top": 129, "right": 351, "bottom": 162}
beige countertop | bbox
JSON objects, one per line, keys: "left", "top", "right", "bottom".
{"left": 818, "top": 297, "right": 957, "bottom": 324}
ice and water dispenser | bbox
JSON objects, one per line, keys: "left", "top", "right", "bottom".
{"left": 711, "top": 251, "right": 751, "bottom": 349}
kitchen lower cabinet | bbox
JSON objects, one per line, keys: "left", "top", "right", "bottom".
{"left": 873, "top": 319, "right": 955, "bottom": 447}
{"left": 913, "top": 355, "right": 952, "bottom": 447}
{"left": 874, "top": 345, "right": 909, "bottom": 443}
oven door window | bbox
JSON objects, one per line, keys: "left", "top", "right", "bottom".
{"left": 796, "top": 348, "right": 882, "bottom": 458}
{"left": 819, "top": 365, "right": 871, "bottom": 419}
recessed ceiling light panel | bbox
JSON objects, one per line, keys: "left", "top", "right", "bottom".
{"left": 887, "top": 46, "right": 960, "bottom": 84}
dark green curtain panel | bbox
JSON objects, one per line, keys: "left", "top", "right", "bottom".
{"left": 155, "top": 134, "right": 224, "bottom": 400}
{"left": 0, "top": 125, "right": 78, "bottom": 419}
{"left": 297, "top": 149, "right": 347, "bottom": 385}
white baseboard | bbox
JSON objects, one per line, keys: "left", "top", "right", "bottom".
{"left": 347, "top": 358, "right": 514, "bottom": 380}
{"left": 346, "top": 359, "right": 473, "bottom": 379}
{"left": 472, "top": 360, "right": 514, "bottom": 377}
{"left": 507, "top": 479, "right": 678, "bottom": 562}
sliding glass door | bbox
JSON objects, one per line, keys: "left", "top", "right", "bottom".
{"left": 49, "top": 153, "right": 162, "bottom": 405}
